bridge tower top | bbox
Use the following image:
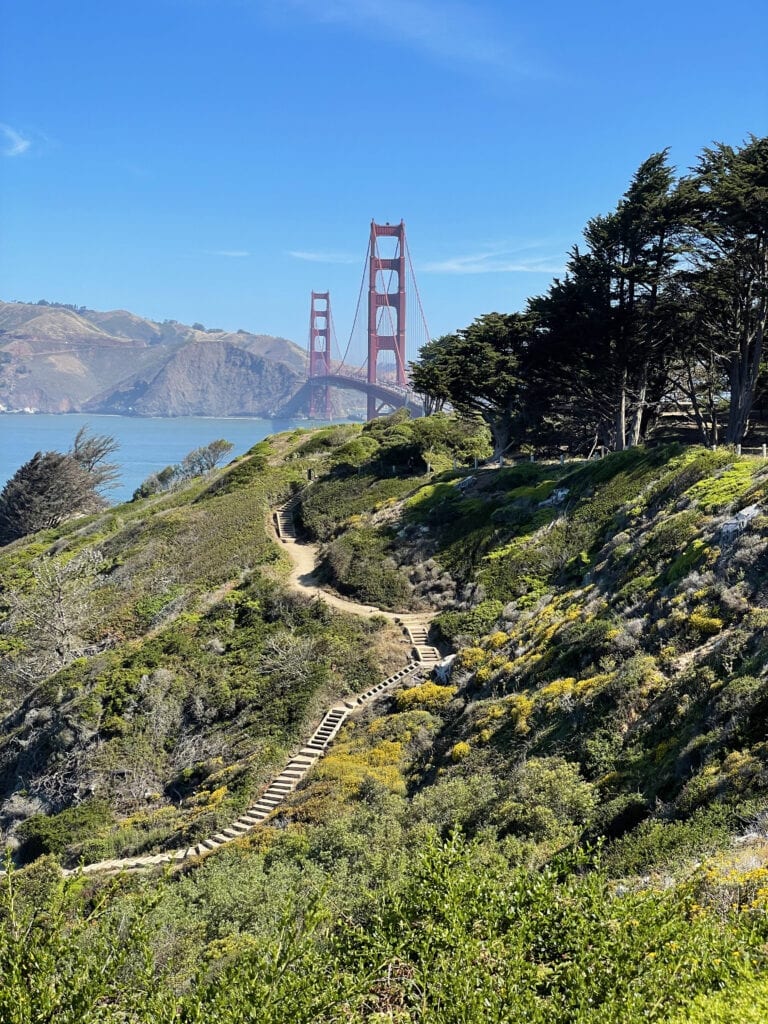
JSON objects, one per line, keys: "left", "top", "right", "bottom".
{"left": 308, "top": 290, "right": 332, "bottom": 419}
{"left": 367, "top": 220, "right": 407, "bottom": 420}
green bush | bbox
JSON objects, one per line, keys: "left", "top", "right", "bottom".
{"left": 668, "top": 972, "right": 768, "bottom": 1023}
{"left": 322, "top": 529, "right": 412, "bottom": 609}
{"left": 395, "top": 682, "right": 456, "bottom": 711}
{"left": 495, "top": 756, "right": 597, "bottom": 842}
{"left": 434, "top": 599, "right": 504, "bottom": 643}
{"left": 16, "top": 800, "right": 115, "bottom": 863}
{"left": 602, "top": 806, "right": 734, "bottom": 876}
{"left": 297, "top": 424, "right": 360, "bottom": 455}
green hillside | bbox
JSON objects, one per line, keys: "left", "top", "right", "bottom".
{"left": 3, "top": 413, "right": 768, "bottom": 1021}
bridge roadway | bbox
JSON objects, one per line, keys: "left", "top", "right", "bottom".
{"left": 289, "top": 373, "right": 424, "bottom": 418}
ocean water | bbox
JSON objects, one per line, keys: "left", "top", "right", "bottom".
{"left": 0, "top": 413, "right": 330, "bottom": 504}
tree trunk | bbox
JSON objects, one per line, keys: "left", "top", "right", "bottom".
{"left": 614, "top": 371, "right": 627, "bottom": 451}
{"left": 628, "top": 362, "right": 649, "bottom": 447}
{"left": 725, "top": 265, "right": 767, "bottom": 443}
{"left": 489, "top": 416, "right": 512, "bottom": 460}
{"left": 726, "top": 316, "right": 765, "bottom": 444}
{"left": 686, "top": 375, "right": 710, "bottom": 448}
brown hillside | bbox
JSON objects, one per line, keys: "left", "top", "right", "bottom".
{"left": 0, "top": 300, "right": 307, "bottom": 414}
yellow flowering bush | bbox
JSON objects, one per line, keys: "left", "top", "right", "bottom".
{"left": 450, "top": 741, "right": 471, "bottom": 762}
{"left": 395, "top": 682, "right": 457, "bottom": 712}
{"left": 458, "top": 646, "right": 486, "bottom": 670}
{"left": 486, "top": 631, "right": 509, "bottom": 650}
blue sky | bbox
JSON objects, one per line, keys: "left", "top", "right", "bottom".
{"left": 1, "top": 0, "right": 766, "bottom": 357}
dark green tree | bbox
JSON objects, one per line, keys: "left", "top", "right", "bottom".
{"left": 0, "top": 429, "right": 120, "bottom": 545}
{"left": 663, "top": 267, "right": 730, "bottom": 447}
{"left": 71, "top": 426, "right": 120, "bottom": 491}
{"left": 683, "top": 135, "right": 768, "bottom": 444}
{"left": 531, "top": 151, "right": 686, "bottom": 451}
{"left": 0, "top": 453, "right": 97, "bottom": 545}
{"left": 410, "top": 313, "right": 532, "bottom": 457}
{"left": 180, "top": 439, "right": 234, "bottom": 477}
{"left": 409, "top": 336, "right": 454, "bottom": 414}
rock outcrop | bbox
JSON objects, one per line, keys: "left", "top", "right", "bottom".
{"left": 86, "top": 341, "right": 302, "bottom": 417}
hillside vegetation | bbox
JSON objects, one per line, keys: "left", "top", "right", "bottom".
{"left": 0, "top": 431, "right": 405, "bottom": 866}
{"left": 4, "top": 413, "right": 768, "bottom": 1020}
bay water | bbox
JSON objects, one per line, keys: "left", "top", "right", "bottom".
{"left": 0, "top": 413, "right": 328, "bottom": 504}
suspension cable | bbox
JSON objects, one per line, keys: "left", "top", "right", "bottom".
{"left": 405, "top": 233, "right": 431, "bottom": 357}
{"left": 338, "top": 235, "right": 371, "bottom": 372}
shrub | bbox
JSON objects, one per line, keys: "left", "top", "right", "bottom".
{"left": 395, "top": 682, "right": 456, "bottom": 712}
{"left": 495, "top": 756, "right": 597, "bottom": 841}
{"left": 689, "top": 610, "right": 724, "bottom": 636}
{"left": 669, "top": 974, "right": 768, "bottom": 1024}
{"left": 434, "top": 600, "right": 504, "bottom": 643}
{"left": 450, "top": 741, "right": 471, "bottom": 762}
{"left": 665, "top": 539, "right": 710, "bottom": 583}
{"left": 322, "top": 529, "right": 412, "bottom": 609}
{"left": 16, "top": 800, "right": 115, "bottom": 863}
{"left": 685, "top": 460, "right": 756, "bottom": 512}
{"left": 297, "top": 424, "right": 360, "bottom": 455}
{"left": 602, "top": 806, "right": 733, "bottom": 875}
{"left": 330, "top": 435, "right": 380, "bottom": 468}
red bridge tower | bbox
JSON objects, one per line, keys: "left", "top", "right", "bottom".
{"left": 308, "top": 290, "right": 332, "bottom": 419}
{"left": 367, "top": 220, "right": 407, "bottom": 420}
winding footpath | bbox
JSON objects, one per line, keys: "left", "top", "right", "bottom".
{"left": 273, "top": 496, "right": 441, "bottom": 664}
{"left": 52, "top": 498, "right": 439, "bottom": 876}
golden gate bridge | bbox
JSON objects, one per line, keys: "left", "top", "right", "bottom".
{"left": 290, "top": 220, "right": 431, "bottom": 421}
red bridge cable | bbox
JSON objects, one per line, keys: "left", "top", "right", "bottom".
{"left": 405, "top": 234, "right": 432, "bottom": 357}
{"left": 338, "top": 236, "right": 371, "bottom": 374}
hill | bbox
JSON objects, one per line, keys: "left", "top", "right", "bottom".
{"left": 0, "top": 300, "right": 307, "bottom": 415}
{"left": 3, "top": 413, "right": 768, "bottom": 1020}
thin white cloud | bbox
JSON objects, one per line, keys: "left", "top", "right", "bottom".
{"left": 421, "top": 247, "right": 564, "bottom": 275}
{"left": 206, "top": 249, "right": 252, "bottom": 257}
{"left": 269, "top": 0, "right": 537, "bottom": 78}
{"left": 0, "top": 123, "right": 31, "bottom": 157}
{"left": 289, "top": 249, "right": 359, "bottom": 265}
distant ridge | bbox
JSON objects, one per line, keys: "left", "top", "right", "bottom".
{"left": 0, "top": 299, "right": 308, "bottom": 416}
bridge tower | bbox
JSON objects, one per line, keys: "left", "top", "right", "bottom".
{"left": 308, "top": 290, "right": 332, "bottom": 419}
{"left": 367, "top": 220, "right": 407, "bottom": 420}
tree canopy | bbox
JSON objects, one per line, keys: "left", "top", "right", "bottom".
{"left": 0, "top": 429, "right": 120, "bottom": 546}
{"left": 409, "top": 313, "right": 532, "bottom": 457}
{"left": 411, "top": 135, "right": 768, "bottom": 452}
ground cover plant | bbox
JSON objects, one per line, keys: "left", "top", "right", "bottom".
{"left": 0, "top": 431, "right": 403, "bottom": 864}
{"left": 3, "top": 833, "right": 768, "bottom": 1023}
{"left": 5, "top": 417, "right": 768, "bottom": 1018}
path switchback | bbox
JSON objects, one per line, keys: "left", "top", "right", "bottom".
{"left": 23, "top": 498, "right": 442, "bottom": 877}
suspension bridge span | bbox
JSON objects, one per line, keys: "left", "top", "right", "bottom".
{"left": 293, "top": 220, "right": 431, "bottom": 421}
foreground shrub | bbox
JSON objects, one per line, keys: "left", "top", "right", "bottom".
{"left": 2, "top": 834, "right": 767, "bottom": 1022}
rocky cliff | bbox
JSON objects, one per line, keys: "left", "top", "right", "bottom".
{"left": 85, "top": 341, "right": 301, "bottom": 416}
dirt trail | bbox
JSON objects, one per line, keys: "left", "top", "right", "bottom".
{"left": 0, "top": 501, "right": 443, "bottom": 879}
{"left": 273, "top": 505, "right": 437, "bottom": 625}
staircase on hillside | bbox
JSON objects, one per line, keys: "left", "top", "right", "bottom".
{"left": 275, "top": 497, "right": 300, "bottom": 541}
{"left": 399, "top": 617, "right": 441, "bottom": 666}
{"left": 58, "top": 499, "right": 445, "bottom": 877}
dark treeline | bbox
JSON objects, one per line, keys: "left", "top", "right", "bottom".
{"left": 412, "top": 136, "right": 768, "bottom": 456}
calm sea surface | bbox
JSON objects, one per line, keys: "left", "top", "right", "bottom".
{"left": 0, "top": 413, "right": 333, "bottom": 503}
